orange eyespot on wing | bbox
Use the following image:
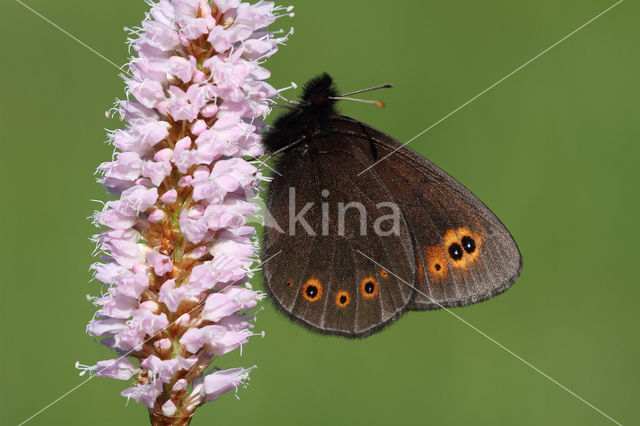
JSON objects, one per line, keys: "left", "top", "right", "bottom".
{"left": 380, "top": 269, "right": 389, "bottom": 279}
{"left": 436, "top": 228, "right": 485, "bottom": 274}
{"left": 360, "top": 276, "right": 379, "bottom": 299}
{"left": 286, "top": 280, "right": 294, "bottom": 287}
{"left": 335, "top": 290, "right": 351, "bottom": 308}
{"left": 302, "top": 278, "right": 323, "bottom": 302}
{"left": 443, "top": 229, "right": 464, "bottom": 263}
{"left": 425, "top": 245, "right": 449, "bottom": 282}
{"left": 454, "top": 227, "right": 483, "bottom": 263}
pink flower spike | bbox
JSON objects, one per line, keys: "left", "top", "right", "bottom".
{"left": 83, "top": 0, "right": 292, "bottom": 422}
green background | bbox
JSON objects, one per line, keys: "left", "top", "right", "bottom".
{"left": 1, "top": 0, "right": 638, "bottom": 425}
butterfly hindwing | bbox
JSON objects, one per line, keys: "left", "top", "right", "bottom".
{"left": 262, "top": 136, "right": 415, "bottom": 337}
{"left": 332, "top": 117, "right": 522, "bottom": 310}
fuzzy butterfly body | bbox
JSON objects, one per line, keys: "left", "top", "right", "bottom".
{"left": 262, "top": 74, "right": 522, "bottom": 337}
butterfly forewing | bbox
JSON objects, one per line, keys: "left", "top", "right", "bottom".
{"left": 332, "top": 117, "right": 522, "bottom": 310}
{"left": 263, "top": 135, "right": 415, "bottom": 337}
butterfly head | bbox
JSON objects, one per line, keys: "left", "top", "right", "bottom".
{"left": 263, "top": 73, "right": 390, "bottom": 152}
{"left": 301, "top": 73, "right": 339, "bottom": 109}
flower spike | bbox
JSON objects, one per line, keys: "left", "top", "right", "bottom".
{"left": 81, "top": 1, "right": 291, "bottom": 424}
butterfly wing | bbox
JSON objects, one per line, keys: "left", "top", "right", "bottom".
{"left": 332, "top": 116, "right": 522, "bottom": 310}
{"left": 262, "top": 135, "right": 416, "bottom": 337}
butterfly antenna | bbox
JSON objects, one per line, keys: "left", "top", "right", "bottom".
{"left": 330, "top": 83, "right": 394, "bottom": 108}
{"left": 258, "top": 136, "right": 307, "bottom": 167}
{"left": 340, "top": 83, "right": 393, "bottom": 97}
{"left": 328, "top": 96, "right": 387, "bottom": 108}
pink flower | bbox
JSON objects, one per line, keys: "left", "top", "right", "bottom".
{"left": 86, "top": 318, "right": 127, "bottom": 336}
{"left": 159, "top": 278, "right": 200, "bottom": 312}
{"left": 114, "top": 272, "right": 149, "bottom": 299}
{"left": 160, "top": 189, "right": 178, "bottom": 204}
{"left": 179, "top": 325, "right": 227, "bottom": 353}
{"left": 74, "top": 358, "right": 140, "bottom": 380}
{"left": 82, "top": 1, "right": 292, "bottom": 423}
{"left": 142, "top": 160, "right": 172, "bottom": 186}
{"left": 97, "top": 291, "right": 139, "bottom": 319}
{"left": 214, "top": 0, "right": 241, "bottom": 14}
{"left": 127, "top": 79, "right": 166, "bottom": 109}
{"left": 99, "top": 236, "right": 145, "bottom": 268}
{"left": 162, "top": 400, "right": 178, "bottom": 417}
{"left": 173, "top": 379, "right": 188, "bottom": 391}
{"left": 179, "top": 207, "right": 210, "bottom": 244}
{"left": 207, "top": 329, "right": 252, "bottom": 356}
{"left": 202, "top": 286, "right": 259, "bottom": 322}
{"left": 141, "top": 355, "right": 198, "bottom": 383}
{"left": 121, "top": 381, "right": 164, "bottom": 409}
{"left": 147, "top": 251, "right": 173, "bottom": 276}
{"left": 202, "top": 367, "right": 251, "bottom": 402}
{"left": 99, "top": 152, "right": 142, "bottom": 182}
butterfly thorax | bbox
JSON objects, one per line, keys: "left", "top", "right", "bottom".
{"left": 263, "top": 73, "right": 339, "bottom": 152}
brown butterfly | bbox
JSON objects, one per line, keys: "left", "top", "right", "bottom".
{"left": 261, "top": 73, "right": 522, "bottom": 337}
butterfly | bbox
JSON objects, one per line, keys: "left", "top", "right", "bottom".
{"left": 261, "top": 73, "right": 522, "bottom": 337}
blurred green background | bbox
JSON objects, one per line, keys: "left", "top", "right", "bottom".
{"left": 1, "top": 0, "right": 638, "bottom": 425}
